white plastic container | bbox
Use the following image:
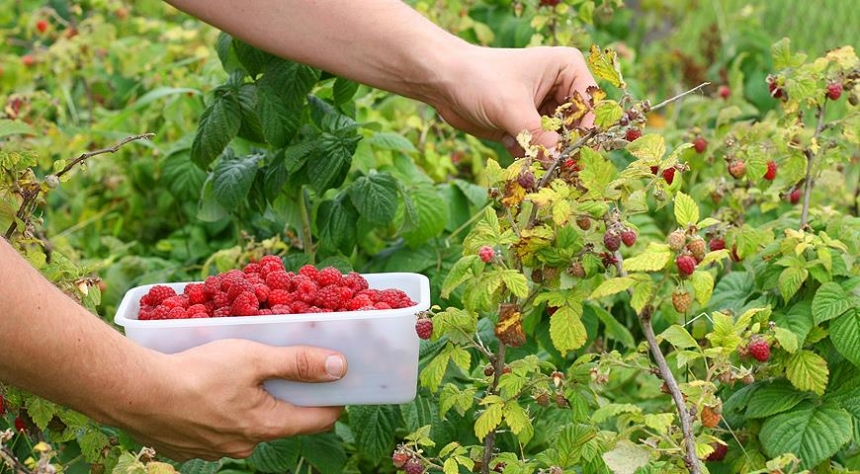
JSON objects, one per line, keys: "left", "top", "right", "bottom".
{"left": 114, "top": 273, "right": 430, "bottom": 407}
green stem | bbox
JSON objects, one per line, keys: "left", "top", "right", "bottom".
{"left": 298, "top": 185, "right": 315, "bottom": 263}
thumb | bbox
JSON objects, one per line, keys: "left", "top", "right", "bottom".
{"left": 250, "top": 344, "right": 347, "bottom": 383}
{"left": 501, "top": 101, "right": 560, "bottom": 157}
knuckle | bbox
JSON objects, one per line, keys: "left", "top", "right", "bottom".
{"left": 293, "top": 351, "right": 314, "bottom": 380}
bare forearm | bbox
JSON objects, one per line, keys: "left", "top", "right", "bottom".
{"left": 0, "top": 238, "right": 163, "bottom": 426}
{"left": 165, "top": 0, "right": 469, "bottom": 105}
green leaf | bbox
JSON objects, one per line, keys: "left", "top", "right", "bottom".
{"left": 179, "top": 459, "right": 223, "bottom": 474}
{"left": 79, "top": 429, "right": 110, "bottom": 462}
{"left": 786, "top": 350, "right": 829, "bottom": 395}
{"left": 402, "top": 185, "right": 448, "bottom": 247}
{"left": 498, "top": 269, "right": 529, "bottom": 298}
{"left": 232, "top": 39, "right": 270, "bottom": 77}
{"left": 588, "top": 304, "right": 635, "bottom": 348}
{"left": 257, "top": 82, "right": 301, "bottom": 148}
{"left": 593, "top": 100, "right": 623, "bottom": 128}
{"left": 247, "top": 439, "right": 300, "bottom": 473}
{"left": 162, "top": 150, "right": 207, "bottom": 201}
{"left": 0, "top": 119, "right": 34, "bottom": 138}
{"left": 774, "top": 327, "right": 799, "bottom": 354}
{"left": 349, "top": 171, "right": 398, "bottom": 226}
{"left": 659, "top": 325, "right": 698, "bottom": 349}
{"left": 830, "top": 309, "right": 860, "bottom": 368}
{"left": 550, "top": 303, "right": 587, "bottom": 356}
{"left": 475, "top": 398, "right": 504, "bottom": 441}
{"left": 333, "top": 77, "right": 359, "bottom": 105}
{"left": 673, "top": 192, "right": 699, "bottom": 228}
{"left": 25, "top": 397, "right": 55, "bottom": 430}
{"left": 812, "top": 282, "right": 852, "bottom": 324}
{"left": 349, "top": 405, "right": 398, "bottom": 460}
{"left": 579, "top": 147, "right": 615, "bottom": 198}
{"left": 690, "top": 270, "right": 714, "bottom": 305}
{"left": 601, "top": 441, "right": 650, "bottom": 474}
{"left": 590, "top": 277, "right": 636, "bottom": 299}
{"left": 622, "top": 243, "right": 673, "bottom": 272}
{"left": 367, "top": 132, "right": 417, "bottom": 153}
{"left": 745, "top": 379, "right": 810, "bottom": 418}
{"left": 759, "top": 401, "right": 852, "bottom": 469}
{"left": 625, "top": 134, "right": 665, "bottom": 163}
{"left": 260, "top": 59, "right": 320, "bottom": 107}
{"left": 709, "top": 272, "right": 755, "bottom": 313}
{"left": 772, "top": 300, "right": 815, "bottom": 346}
{"left": 441, "top": 255, "right": 482, "bottom": 299}
{"left": 316, "top": 195, "right": 359, "bottom": 255}
{"left": 211, "top": 151, "right": 262, "bottom": 210}
{"left": 401, "top": 394, "right": 438, "bottom": 432}
{"left": 306, "top": 131, "right": 360, "bottom": 193}
{"left": 191, "top": 91, "right": 242, "bottom": 169}
{"left": 300, "top": 433, "right": 346, "bottom": 474}
{"left": 503, "top": 401, "right": 533, "bottom": 444}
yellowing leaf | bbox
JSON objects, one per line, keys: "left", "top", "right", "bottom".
{"left": 786, "top": 350, "right": 829, "bottom": 395}
{"left": 674, "top": 192, "right": 699, "bottom": 228}
{"left": 623, "top": 243, "right": 673, "bottom": 272}
{"left": 588, "top": 45, "right": 625, "bottom": 88}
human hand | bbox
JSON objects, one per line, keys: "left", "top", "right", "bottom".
{"left": 429, "top": 45, "right": 597, "bottom": 156}
{"left": 120, "top": 340, "right": 347, "bottom": 461}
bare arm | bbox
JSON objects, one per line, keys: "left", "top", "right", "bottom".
{"left": 0, "top": 238, "right": 346, "bottom": 461}
{"left": 165, "top": 0, "right": 597, "bottom": 152}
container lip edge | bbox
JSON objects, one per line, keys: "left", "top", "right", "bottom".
{"left": 115, "top": 272, "right": 431, "bottom": 329}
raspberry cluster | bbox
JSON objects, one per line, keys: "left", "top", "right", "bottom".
{"left": 138, "top": 257, "right": 415, "bottom": 320}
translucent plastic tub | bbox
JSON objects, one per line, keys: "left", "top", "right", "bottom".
{"left": 114, "top": 273, "right": 430, "bottom": 407}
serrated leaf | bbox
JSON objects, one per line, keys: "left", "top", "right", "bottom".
{"left": 593, "top": 100, "right": 624, "bottom": 128}
{"left": 349, "top": 171, "right": 398, "bottom": 226}
{"left": 830, "top": 309, "right": 860, "bottom": 368}
{"left": 759, "top": 401, "right": 852, "bottom": 469}
{"left": 247, "top": 439, "right": 300, "bottom": 473}
{"left": 602, "top": 441, "right": 649, "bottom": 474}
{"left": 587, "top": 44, "right": 625, "bottom": 87}
{"left": 316, "top": 196, "right": 358, "bottom": 254}
{"left": 778, "top": 266, "right": 807, "bottom": 302}
{"left": 301, "top": 433, "right": 346, "bottom": 474}
{"left": 643, "top": 413, "right": 674, "bottom": 435}
{"left": 579, "top": 147, "right": 615, "bottom": 198}
{"left": 550, "top": 304, "right": 587, "bottom": 356}
{"left": 625, "top": 134, "right": 665, "bottom": 163}
{"left": 659, "top": 325, "right": 698, "bottom": 349}
{"left": 349, "top": 405, "right": 399, "bottom": 460}
{"left": 786, "top": 350, "right": 829, "bottom": 395}
{"left": 691, "top": 270, "right": 714, "bottom": 305}
{"left": 588, "top": 304, "right": 635, "bottom": 347}
{"left": 191, "top": 92, "right": 242, "bottom": 168}
{"left": 0, "top": 119, "right": 34, "bottom": 138}
{"left": 622, "top": 243, "right": 673, "bottom": 272}
{"left": 629, "top": 281, "right": 653, "bottom": 314}
{"left": 745, "top": 380, "right": 809, "bottom": 418}
{"left": 774, "top": 327, "right": 799, "bottom": 354}
{"left": 402, "top": 185, "right": 448, "bottom": 247}
{"left": 333, "top": 77, "right": 359, "bottom": 105}
{"left": 674, "top": 192, "right": 699, "bottom": 227}
{"left": 257, "top": 83, "right": 301, "bottom": 148}
{"left": 503, "top": 401, "right": 532, "bottom": 443}
{"left": 307, "top": 131, "right": 359, "bottom": 193}
{"left": 498, "top": 269, "right": 529, "bottom": 298}
{"left": 475, "top": 400, "right": 504, "bottom": 441}
{"left": 25, "top": 397, "right": 55, "bottom": 430}
{"left": 79, "top": 429, "right": 110, "bottom": 462}
{"left": 212, "top": 152, "right": 262, "bottom": 210}
{"left": 590, "top": 277, "right": 636, "bottom": 299}
{"left": 367, "top": 132, "right": 417, "bottom": 153}
{"left": 812, "top": 282, "right": 851, "bottom": 324}
{"left": 162, "top": 150, "right": 207, "bottom": 201}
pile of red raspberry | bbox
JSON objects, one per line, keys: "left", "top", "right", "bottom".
{"left": 138, "top": 256, "right": 415, "bottom": 320}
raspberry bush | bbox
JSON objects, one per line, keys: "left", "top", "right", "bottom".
{"left": 1, "top": 2, "right": 859, "bottom": 474}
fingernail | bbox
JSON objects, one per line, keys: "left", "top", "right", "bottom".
{"left": 325, "top": 355, "right": 345, "bottom": 379}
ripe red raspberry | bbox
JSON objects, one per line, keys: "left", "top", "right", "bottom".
{"left": 764, "top": 160, "right": 777, "bottom": 181}
{"left": 213, "top": 307, "right": 231, "bottom": 317}
{"left": 347, "top": 294, "right": 373, "bottom": 310}
{"left": 253, "top": 284, "right": 269, "bottom": 304}
{"left": 342, "top": 272, "right": 369, "bottom": 292}
{"left": 36, "top": 20, "right": 48, "bottom": 33}
{"left": 149, "top": 305, "right": 170, "bottom": 320}
{"left": 162, "top": 295, "right": 189, "bottom": 309}
{"left": 563, "top": 158, "right": 580, "bottom": 171}
{"left": 0, "top": 394, "right": 5, "bottom": 416}
{"left": 718, "top": 85, "right": 730, "bottom": 100}
{"left": 692, "top": 136, "right": 707, "bottom": 154}
{"left": 392, "top": 450, "right": 411, "bottom": 469}
{"left": 184, "top": 283, "right": 207, "bottom": 305}
{"left": 662, "top": 167, "right": 676, "bottom": 185}
{"left": 293, "top": 275, "right": 318, "bottom": 303}
{"left": 166, "top": 307, "right": 188, "bottom": 319}
{"left": 258, "top": 309, "right": 273, "bottom": 315}
{"left": 374, "top": 302, "right": 392, "bottom": 310}
{"left": 204, "top": 275, "right": 222, "bottom": 296}
{"left": 268, "top": 289, "right": 294, "bottom": 307}
{"left": 403, "top": 457, "right": 424, "bottom": 474}
{"left": 415, "top": 318, "right": 433, "bottom": 340}
{"left": 317, "top": 267, "right": 343, "bottom": 287}
{"left": 187, "top": 304, "right": 208, "bottom": 316}
{"left": 15, "top": 416, "right": 27, "bottom": 432}
{"left": 265, "top": 270, "right": 293, "bottom": 291}
{"left": 260, "top": 261, "right": 282, "bottom": 277}
{"left": 243, "top": 262, "right": 261, "bottom": 275}
{"left": 603, "top": 231, "right": 621, "bottom": 252}
{"left": 747, "top": 338, "right": 771, "bottom": 362}
{"left": 290, "top": 301, "right": 311, "bottom": 314}
{"left": 621, "top": 229, "right": 637, "bottom": 247}
{"left": 380, "top": 289, "right": 413, "bottom": 308}
{"left": 231, "top": 291, "right": 260, "bottom": 316}
{"left": 305, "top": 306, "right": 328, "bottom": 313}
{"left": 709, "top": 238, "right": 726, "bottom": 252}
{"left": 138, "top": 306, "right": 154, "bottom": 320}
{"left": 707, "top": 442, "right": 728, "bottom": 462}
{"left": 270, "top": 304, "right": 292, "bottom": 314}
{"left": 298, "top": 264, "right": 319, "bottom": 281}
{"left": 259, "top": 255, "right": 284, "bottom": 269}
{"left": 625, "top": 127, "right": 642, "bottom": 142}
{"left": 788, "top": 187, "right": 802, "bottom": 205}
{"left": 316, "top": 285, "right": 347, "bottom": 310}
{"left": 826, "top": 82, "right": 843, "bottom": 100}
{"left": 479, "top": 245, "right": 495, "bottom": 263}
{"left": 212, "top": 291, "right": 230, "bottom": 309}
{"left": 650, "top": 166, "right": 659, "bottom": 175}
{"left": 142, "top": 285, "right": 176, "bottom": 306}
{"left": 727, "top": 160, "right": 746, "bottom": 179}
{"left": 227, "top": 278, "right": 254, "bottom": 302}
{"left": 675, "top": 255, "right": 697, "bottom": 277}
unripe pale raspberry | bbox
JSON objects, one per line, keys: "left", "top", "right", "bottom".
{"left": 687, "top": 238, "right": 706, "bottom": 262}
{"left": 667, "top": 230, "right": 686, "bottom": 251}
{"left": 727, "top": 160, "right": 746, "bottom": 179}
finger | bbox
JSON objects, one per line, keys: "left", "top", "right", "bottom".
{"left": 250, "top": 344, "right": 347, "bottom": 383}
{"left": 498, "top": 96, "right": 560, "bottom": 153}
{"left": 263, "top": 405, "right": 343, "bottom": 439}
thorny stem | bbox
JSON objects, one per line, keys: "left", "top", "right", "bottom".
{"left": 4, "top": 133, "right": 154, "bottom": 240}
{"left": 800, "top": 101, "right": 828, "bottom": 228}
{"left": 481, "top": 342, "right": 507, "bottom": 474}
{"left": 613, "top": 251, "right": 701, "bottom": 474}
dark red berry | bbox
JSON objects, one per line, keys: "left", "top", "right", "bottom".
{"left": 517, "top": 170, "right": 535, "bottom": 190}
{"left": 709, "top": 238, "right": 726, "bottom": 252}
{"left": 604, "top": 231, "right": 621, "bottom": 252}
{"left": 692, "top": 136, "right": 707, "bottom": 154}
{"left": 576, "top": 216, "right": 591, "bottom": 230}
{"left": 392, "top": 450, "right": 411, "bottom": 469}
{"left": 403, "top": 457, "right": 424, "bottom": 474}
{"left": 36, "top": 20, "right": 48, "bottom": 33}
{"left": 662, "top": 168, "right": 676, "bottom": 185}
{"left": 539, "top": 0, "right": 561, "bottom": 6}
{"left": 621, "top": 229, "right": 637, "bottom": 247}
{"left": 675, "top": 255, "right": 697, "bottom": 277}
{"left": 706, "top": 443, "right": 728, "bottom": 462}
{"left": 768, "top": 81, "right": 784, "bottom": 99}
{"left": 826, "top": 82, "right": 843, "bottom": 101}
{"left": 789, "top": 187, "right": 802, "bottom": 205}
{"left": 15, "top": 416, "right": 26, "bottom": 432}
{"left": 416, "top": 318, "right": 433, "bottom": 340}
{"left": 747, "top": 338, "right": 771, "bottom": 362}
{"left": 625, "top": 128, "right": 642, "bottom": 142}
{"left": 764, "top": 160, "right": 777, "bottom": 181}
{"left": 718, "top": 85, "right": 730, "bottom": 100}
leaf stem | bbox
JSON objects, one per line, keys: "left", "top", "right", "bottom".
{"left": 800, "top": 100, "right": 828, "bottom": 228}
{"left": 298, "top": 185, "right": 315, "bottom": 262}
{"left": 480, "top": 342, "right": 506, "bottom": 474}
